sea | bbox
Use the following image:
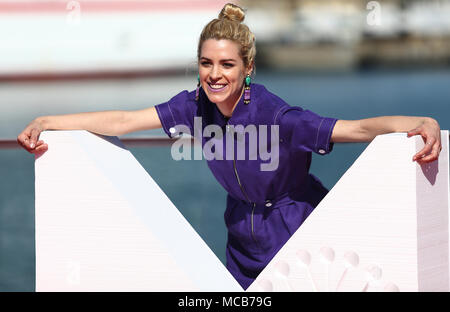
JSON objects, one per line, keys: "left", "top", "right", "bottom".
{"left": 1, "top": 68, "right": 449, "bottom": 291}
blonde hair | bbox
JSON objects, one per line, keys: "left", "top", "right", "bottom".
{"left": 197, "top": 3, "right": 256, "bottom": 70}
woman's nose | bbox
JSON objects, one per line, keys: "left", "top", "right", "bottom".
{"left": 210, "top": 66, "right": 222, "bottom": 80}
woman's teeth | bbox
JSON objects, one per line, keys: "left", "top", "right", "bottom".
{"left": 208, "top": 83, "right": 227, "bottom": 92}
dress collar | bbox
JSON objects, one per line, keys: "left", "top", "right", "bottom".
{"left": 204, "top": 85, "right": 252, "bottom": 128}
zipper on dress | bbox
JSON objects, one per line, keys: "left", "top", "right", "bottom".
{"left": 231, "top": 139, "right": 259, "bottom": 247}
{"left": 250, "top": 202, "right": 257, "bottom": 244}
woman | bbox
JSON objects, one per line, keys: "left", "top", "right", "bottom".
{"left": 17, "top": 3, "right": 442, "bottom": 289}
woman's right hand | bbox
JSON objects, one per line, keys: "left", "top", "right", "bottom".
{"left": 17, "top": 118, "right": 48, "bottom": 154}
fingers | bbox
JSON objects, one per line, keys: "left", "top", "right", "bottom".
{"left": 17, "top": 134, "right": 47, "bottom": 154}
{"left": 17, "top": 127, "right": 34, "bottom": 150}
{"left": 17, "top": 121, "right": 44, "bottom": 152}
{"left": 413, "top": 137, "right": 435, "bottom": 161}
{"left": 407, "top": 119, "right": 442, "bottom": 164}
{"left": 407, "top": 127, "right": 421, "bottom": 138}
{"left": 33, "top": 142, "right": 48, "bottom": 154}
{"left": 17, "top": 135, "right": 33, "bottom": 153}
{"left": 30, "top": 128, "right": 41, "bottom": 148}
{"left": 416, "top": 146, "right": 440, "bottom": 163}
{"left": 414, "top": 140, "right": 441, "bottom": 163}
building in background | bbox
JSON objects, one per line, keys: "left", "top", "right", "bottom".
{"left": 1, "top": 0, "right": 449, "bottom": 79}
{"left": 0, "top": 0, "right": 229, "bottom": 79}
{"left": 243, "top": 0, "right": 450, "bottom": 70}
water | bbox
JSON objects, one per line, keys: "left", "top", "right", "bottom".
{"left": 1, "top": 69, "right": 449, "bottom": 291}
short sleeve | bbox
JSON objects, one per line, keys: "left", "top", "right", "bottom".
{"left": 154, "top": 90, "right": 197, "bottom": 138}
{"left": 278, "top": 106, "right": 338, "bottom": 155}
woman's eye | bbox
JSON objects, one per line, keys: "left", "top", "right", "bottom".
{"left": 223, "top": 63, "right": 233, "bottom": 68}
{"left": 200, "top": 62, "right": 211, "bottom": 66}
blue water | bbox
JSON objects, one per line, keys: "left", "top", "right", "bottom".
{"left": 1, "top": 69, "right": 449, "bottom": 291}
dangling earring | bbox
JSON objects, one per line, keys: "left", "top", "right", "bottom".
{"left": 244, "top": 74, "right": 251, "bottom": 105}
{"left": 195, "top": 74, "right": 200, "bottom": 101}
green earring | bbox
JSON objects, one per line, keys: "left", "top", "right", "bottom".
{"left": 195, "top": 74, "right": 200, "bottom": 101}
{"left": 244, "top": 75, "right": 251, "bottom": 104}
{"left": 245, "top": 75, "right": 251, "bottom": 87}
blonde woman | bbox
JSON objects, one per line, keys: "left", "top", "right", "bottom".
{"left": 17, "top": 3, "right": 442, "bottom": 289}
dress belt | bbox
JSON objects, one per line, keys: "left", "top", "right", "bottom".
{"left": 229, "top": 177, "right": 311, "bottom": 208}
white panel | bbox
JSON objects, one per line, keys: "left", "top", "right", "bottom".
{"left": 36, "top": 130, "right": 449, "bottom": 292}
{"left": 35, "top": 130, "right": 242, "bottom": 291}
{"left": 416, "top": 131, "right": 449, "bottom": 291}
{"left": 248, "top": 131, "right": 449, "bottom": 292}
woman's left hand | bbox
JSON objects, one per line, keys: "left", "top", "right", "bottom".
{"left": 407, "top": 118, "right": 442, "bottom": 163}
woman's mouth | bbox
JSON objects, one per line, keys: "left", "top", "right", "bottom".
{"left": 207, "top": 83, "right": 227, "bottom": 93}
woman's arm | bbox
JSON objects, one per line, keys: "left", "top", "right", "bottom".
{"left": 17, "top": 107, "right": 162, "bottom": 154}
{"left": 331, "top": 116, "right": 442, "bottom": 163}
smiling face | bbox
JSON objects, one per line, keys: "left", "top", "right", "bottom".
{"left": 199, "top": 39, "right": 252, "bottom": 114}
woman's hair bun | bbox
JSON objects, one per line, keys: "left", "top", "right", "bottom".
{"left": 218, "top": 3, "right": 245, "bottom": 23}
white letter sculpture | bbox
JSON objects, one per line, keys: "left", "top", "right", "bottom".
{"left": 35, "top": 130, "right": 449, "bottom": 291}
{"left": 248, "top": 131, "right": 449, "bottom": 292}
{"left": 35, "top": 130, "right": 242, "bottom": 291}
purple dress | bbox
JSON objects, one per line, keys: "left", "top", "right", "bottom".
{"left": 155, "top": 83, "right": 338, "bottom": 289}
